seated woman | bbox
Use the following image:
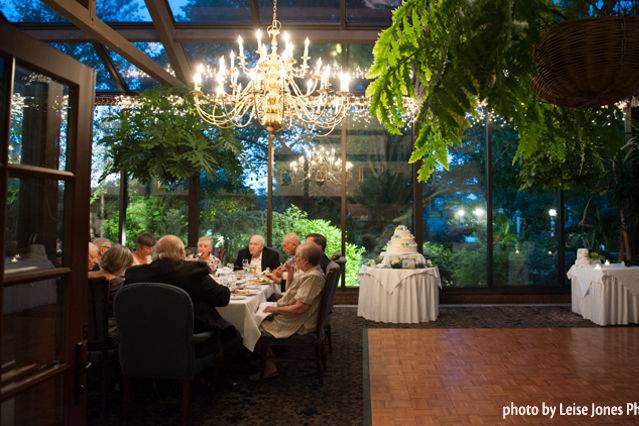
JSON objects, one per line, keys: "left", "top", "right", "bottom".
{"left": 88, "top": 244, "right": 134, "bottom": 340}
{"left": 186, "top": 235, "right": 221, "bottom": 273}
{"left": 256, "top": 242, "right": 326, "bottom": 379}
{"left": 90, "top": 245, "right": 133, "bottom": 310}
{"left": 131, "top": 232, "right": 155, "bottom": 265}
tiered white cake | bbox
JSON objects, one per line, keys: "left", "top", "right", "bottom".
{"left": 386, "top": 225, "right": 418, "bottom": 254}
{"left": 379, "top": 225, "right": 427, "bottom": 267}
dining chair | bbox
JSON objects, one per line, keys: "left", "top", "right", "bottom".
{"left": 114, "top": 283, "right": 220, "bottom": 425}
{"left": 259, "top": 261, "right": 341, "bottom": 385}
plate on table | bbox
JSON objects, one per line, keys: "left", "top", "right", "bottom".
{"left": 230, "top": 295, "right": 246, "bottom": 300}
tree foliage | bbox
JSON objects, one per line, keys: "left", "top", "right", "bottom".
{"left": 99, "top": 86, "right": 242, "bottom": 183}
{"left": 367, "top": 0, "right": 628, "bottom": 190}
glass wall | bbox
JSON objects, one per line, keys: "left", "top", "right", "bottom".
{"left": 91, "top": 106, "right": 120, "bottom": 240}
{"left": 346, "top": 117, "right": 413, "bottom": 285}
{"left": 199, "top": 123, "right": 268, "bottom": 265}
{"left": 492, "top": 119, "right": 558, "bottom": 287}
{"left": 422, "top": 120, "right": 487, "bottom": 287}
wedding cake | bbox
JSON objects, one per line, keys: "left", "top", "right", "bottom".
{"left": 377, "top": 225, "right": 427, "bottom": 268}
{"left": 386, "top": 225, "right": 418, "bottom": 254}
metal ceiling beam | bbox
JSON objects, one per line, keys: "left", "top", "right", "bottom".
{"left": 92, "top": 41, "right": 128, "bottom": 92}
{"left": 340, "top": 0, "right": 347, "bottom": 30}
{"left": 20, "top": 24, "right": 382, "bottom": 43}
{"left": 145, "top": 0, "right": 191, "bottom": 83}
{"left": 41, "top": 0, "right": 182, "bottom": 86}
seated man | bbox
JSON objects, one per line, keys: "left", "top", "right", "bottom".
{"left": 88, "top": 242, "right": 100, "bottom": 273}
{"left": 93, "top": 237, "right": 112, "bottom": 262}
{"left": 257, "top": 242, "right": 326, "bottom": 379}
{"left": 305, "top": 233, "right": 331, "bottom": 273}
{"left": 266, "top": 233, "right": 300, "bottom": 291}
{"left": 125, "top": 235, "right": 233, "bottom": 351}
{"left": 234, "top": 234, "right": 280, "bottom": 273}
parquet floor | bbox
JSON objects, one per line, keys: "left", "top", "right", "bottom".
{"left": 366, "top": 328, "right": 639, "bottom": 425}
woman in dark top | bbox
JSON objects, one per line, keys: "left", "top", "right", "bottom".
{"left": 89, "top": 244, "right": 134, "bottom": 329}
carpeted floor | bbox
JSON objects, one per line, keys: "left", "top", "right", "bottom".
{"left": 89, "top": 305, "right": 625, "bottom": 425}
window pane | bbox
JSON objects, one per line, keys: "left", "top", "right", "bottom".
{"left": 4, "top": 178, "right": 66, "bottom": 272}
{"left": 133, "top": 42, "right": 171, "bottom": 71}
{"left": 10, "top": 65, "right": 70, "bottom": 171}
{"left": 91, "top": 106, "right": 120, "bottom": 240}
{"left": 200, "top": 123, "right": 267, "bottom": 263}
{"left": 347, "top": 43, "right": 373, "bottom": 93}
{"left": 492, "top": 120, "right": 558, "bottom": 287}
{"left": 423, "top": 120, "right": 487, "bottom": 288}
{"left": 1, "top": 278, "right": 65, "bottom": 382}
{"left": 0, "top": 375, "right": 63, "bottom": 426}
{"left": 0, "top": 0, "right": 67, "bottom": 23}
{"left": 259, "top": 0, "right": 339, "bottom": 24}
{"left": 107, "top": 48, "right": 158, "bottom": 91}
{"left": 97, "top": 0, "right": 151, "bottom": 22}
{"left": 346, "top": 118, "right": 413, "bottom": 286}
{"left": 169, "top": 0, "right": 251, "bottom": 24}
{"left": 272, "top": 127, "right": 343, "bottom": 263}
{"left": 123, "top": 179, "right": 189, "bottom": 248}
{"left": 49, "top": 42, "right": 118, "bottom": 92}
{"left": 346, "top": 0, "right": 398, "bottom": 26}
{"left": 565, "top": 193, "right": 619, "bottom": 267}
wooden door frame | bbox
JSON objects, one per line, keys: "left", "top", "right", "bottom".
{"left": 0, "top": 21, "right": 94, "bottom": 425}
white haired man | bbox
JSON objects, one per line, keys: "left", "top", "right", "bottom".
{"left": 233, "top": 234, "right": 280, "bottom": 273}
{"left": 125, "top": 235, "right": 232, "bottom": 336}
{"left": 266, "top": 233, "right": 300, "bottom": 291}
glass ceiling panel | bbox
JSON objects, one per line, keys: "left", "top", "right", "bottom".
{"left": 133, "top": 42, "right": 171, "bottom": 69}
{"left": 346, "top": 0, "right": 398, "bottom": 26}
{"left": 107, "top": 48, "right": 159, "bottom": 91}
{"left": 49, "top": 42, "right": 118, "bottom": 92}
{"left": 97, "top": 0, "right": 151, "bottom": 22}
{"left": 183, "top": 43, "right": 233, "bottom": 68}
{"left": 259, "top": 0, "right": 339, "bottom": 24}
{"left": 168, "top": 0, "right": 251, "bottom": 24}
{"left": 1, "top": 0, "right": 67, "bottom": 23}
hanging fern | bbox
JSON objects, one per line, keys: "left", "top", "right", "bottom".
{"left": 99, "top": 86, "right": 242, "bottom": 184}
{"left": 367, "top": 0, "right": 627, "bottom": 189}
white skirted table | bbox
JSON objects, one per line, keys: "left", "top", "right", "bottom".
{"left": 216, "top": 283, "right": 274, "bottom": 351}
{"left": 357, "top": 266, "right": 441, "bottom": 323}
{"left": 568, "top": 263, "right": 639, "bottom": 326}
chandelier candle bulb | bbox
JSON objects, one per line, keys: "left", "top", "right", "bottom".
{"left": 255, "top": 29, "right": 262, "bottom": 48}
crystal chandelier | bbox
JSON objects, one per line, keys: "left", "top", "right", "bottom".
{"left": 289, "top": 146, "right": 353, "bottom": 187}
{"left": 191, "top": 0, "right": 353, "bottom": 136}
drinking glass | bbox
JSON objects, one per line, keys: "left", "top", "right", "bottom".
{"left": 242, "top": 259, "right": 249, "bottom": 272}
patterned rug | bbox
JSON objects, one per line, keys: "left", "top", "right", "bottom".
{"left": 88, "top": 305, "right": 623, "bottom": 425}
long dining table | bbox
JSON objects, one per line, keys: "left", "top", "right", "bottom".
{"left": 214, "top": 274, "right": 277, "bottom": 351}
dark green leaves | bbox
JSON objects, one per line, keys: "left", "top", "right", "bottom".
{"left": 99, "top": 86, "right": 242, "bottom": 184}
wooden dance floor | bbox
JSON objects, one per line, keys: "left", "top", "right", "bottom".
{"left": 365, "top": 328, "right": 639, "bottom": 425}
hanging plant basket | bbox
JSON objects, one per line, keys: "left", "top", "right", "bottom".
{"left": 532, "top": 16, "right": 639, "bottom": 108}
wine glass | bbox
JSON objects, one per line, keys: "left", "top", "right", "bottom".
{"left": 242, "top": 259, "right": 249, "bottom": 272}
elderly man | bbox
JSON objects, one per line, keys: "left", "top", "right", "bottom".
{"left": 88, "top": 242, "right": 100, "bottom": 272}
{"left": 234, "top": 234, "right": 280, "bottom": 273}
{"left": 306, "top": 233, "right": 331, "bottom": 273}
{"left": 266, "top": 233, "right": 300, "bottom": 291}
{"left": 256, "top": 242, "right": 326, "bottom": 379}
{"left": 93, "top": 237, "right": 112, "bottom": 260}
{"left": 125, "top": 235, "right": 231, "bottom": 336}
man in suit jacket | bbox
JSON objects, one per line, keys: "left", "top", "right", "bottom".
{"left": 234, "top": 234, "right": 281, "bottom": 273}
{"left": 125, "top": 235, "right": 231, "bottom": 336}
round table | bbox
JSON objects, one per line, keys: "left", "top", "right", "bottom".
{"left": 357, "top": 266, "right": 441, "bottom": 323}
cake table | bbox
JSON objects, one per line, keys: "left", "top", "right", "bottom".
{"left": 357, "top": 266, "right": 441, "bottom": 323}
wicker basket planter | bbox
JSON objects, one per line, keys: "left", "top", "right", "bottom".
{"left": 532, "top": 16, "right": 639, "bottom": 107}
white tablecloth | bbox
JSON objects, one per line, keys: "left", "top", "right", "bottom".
{"left": 568, "top": 264, "right": 639, "bottom": 326}
{"left": 216, "top": 283, "right": 274, "bottom": 351}
{"left": 357, "top": 266, "right": 441, "bottom": 323}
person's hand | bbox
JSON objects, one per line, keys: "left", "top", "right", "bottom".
{"left": 265, "top": 272, "right": 280, "bottom": 283}
{"left": 264, "top": 305, "right": 278, "bottom": 314}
